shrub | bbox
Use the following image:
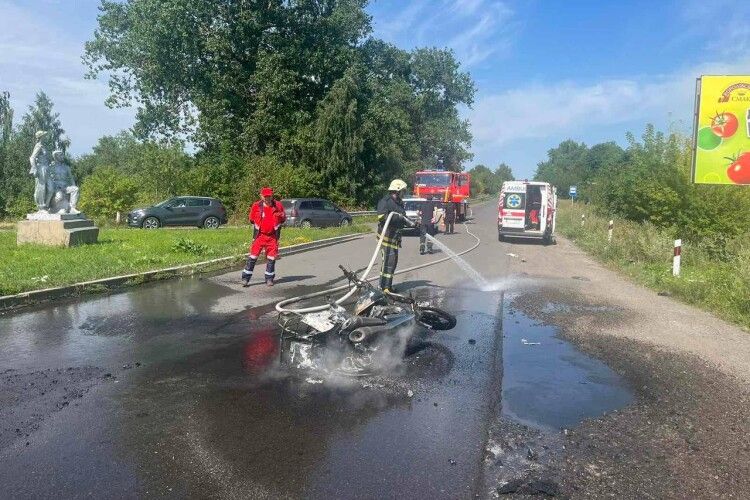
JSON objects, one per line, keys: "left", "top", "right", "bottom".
{"left": 79, "top": 167, "right": 139, "bottom": 223}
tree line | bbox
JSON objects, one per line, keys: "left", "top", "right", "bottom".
{"left": 0, "top": 1, "right": 477, "bottom": 222}
{"left": 534, "top": 125, "right": 750, "bottom": 255}
{"left": 466, "top": 163, "right": 515, "bottom": 196}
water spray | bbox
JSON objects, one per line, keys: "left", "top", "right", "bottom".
{"left": 274, "top": 213, "right": 483, "bottom": 315}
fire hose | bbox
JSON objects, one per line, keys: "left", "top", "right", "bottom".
{"left": 274, "top": 211, "right": 482, "bottom": 315}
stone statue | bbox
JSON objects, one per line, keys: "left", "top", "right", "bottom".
{"left": 29, "top": 130, "right": 50, "bottom": 212}
{"left": 18, "top": 133, "right": 98, "bottom": 247}
{"left": 47, "top": 150, "right": 80, "bottom": 214}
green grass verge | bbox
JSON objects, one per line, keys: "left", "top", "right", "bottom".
{"left": 0, "top": 224, "right": 369, "bottom": 295}
{"left": 557, "top": 200, "right": 750, "bottom": 330}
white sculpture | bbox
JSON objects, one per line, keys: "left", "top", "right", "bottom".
{"left": 47, "top": 150, "right": 80, "bottom": 214}
{"left": 29, "top": 130, "right": 51, "bottom": 213}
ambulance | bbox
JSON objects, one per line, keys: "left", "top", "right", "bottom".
{"left": 497, "top": 181, "right": 557, "bottom": 244}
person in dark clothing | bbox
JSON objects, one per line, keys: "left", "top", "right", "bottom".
{"left": 444, "top": 201, "right": 456, "bottom": 234}
{"left": 376, "top": 179, "right": 409, "bottom": 291}
{"left": 419, "top": 198, "right": 439, "bottom": 255}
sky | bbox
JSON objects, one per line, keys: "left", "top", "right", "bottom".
{"left": 1, "top": 0, "right": 749, "bottom": 179}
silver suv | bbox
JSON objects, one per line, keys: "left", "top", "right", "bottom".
{"left": 282, "top": 198, "right": 352, "bottom": 228}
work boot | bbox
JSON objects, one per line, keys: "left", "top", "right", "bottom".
{"left": 241, "top": 271, "right": 252, "bottom": 287}
{"left": 266, "top": 278, "right": 274, "bottom": 287}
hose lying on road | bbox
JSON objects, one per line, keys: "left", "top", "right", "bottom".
{"left": 274, "top": 212, "right": 482, "bottom": 314}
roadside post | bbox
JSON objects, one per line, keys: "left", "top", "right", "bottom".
{"left": 581, "top": 214, "right": 586, "bottom": 227}
{"left": 116, "top": 211, "right": 121, "bottom": 225}
{"left": 673, "top": 239, "right": 682, "bottom": 276}
{"left": 607, "top": 220, "right": 613, "bottom": 243}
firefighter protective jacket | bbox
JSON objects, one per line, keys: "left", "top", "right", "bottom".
{"left": 377, "top": 194, "right": 406, "bottom": 244}
{"left": 249, "top": 200, "right": 286, "bottom": 236}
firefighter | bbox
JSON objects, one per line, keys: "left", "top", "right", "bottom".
{"left": 376, "top": 179, "right": 410, "bottom": 292}
{"left": 242, "top": 187, "right": 286, "bottom": 287}
{"left": 444, "top": 201, "right": 456, "bottom": 234}
{"left": 418, "top": 197, "right": 442, "bottom": 255}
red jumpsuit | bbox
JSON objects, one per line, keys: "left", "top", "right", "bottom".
{"left": 242, "top": 200, "right": 286, "bottom": 284}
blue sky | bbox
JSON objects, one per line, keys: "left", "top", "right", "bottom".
{"left": 1, "top": 0, "right": 749, "bottom": 179}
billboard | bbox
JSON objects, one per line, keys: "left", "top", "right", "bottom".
{"left": 692, "top": 75, "right": 750, "bottom": 185}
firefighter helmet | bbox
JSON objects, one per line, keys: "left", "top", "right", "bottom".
{"left": 388, "top": 179, "right": 407, "bottom": 192}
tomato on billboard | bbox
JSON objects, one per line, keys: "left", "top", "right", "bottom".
{"left": 692, "top": 75, "right": 750, "bottom": 185}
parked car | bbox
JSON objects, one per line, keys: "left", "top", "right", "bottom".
{"left": 127, "top": 196, "right": 228, "bottom": 229}
{"left": 281, "top": 198, "right": 352, "bottom": 228}
{"left": 401, "top": 197, "right": 427, "bottom": 233}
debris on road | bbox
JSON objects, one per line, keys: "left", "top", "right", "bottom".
{"left": 521, "top": 338, "right": 540, "bottom": 345}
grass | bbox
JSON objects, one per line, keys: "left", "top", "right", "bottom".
{"left": 0, "top": 224, "right": 369, "bottom": 295}
{"left": 557, "top": 200, "right": 750, "bottom": 330}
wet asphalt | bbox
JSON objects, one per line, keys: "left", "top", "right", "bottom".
{"left": 0, "top": 203, "right": 631, "bottom": 499}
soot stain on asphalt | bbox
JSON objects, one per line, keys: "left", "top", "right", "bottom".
{"left": 0, "top": 366, "right": 107, "bottom": 451}
{"left": 501, "top": 289, "right": 750, "bottom": 498}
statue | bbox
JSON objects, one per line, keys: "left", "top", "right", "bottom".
{"left": 47, "top": 150, "right": 80, "bottom": 214}
{"left": 29, "top": 130, "right": 50, "bottom": 213}
{"left": 18, "top": 132, "right": 98, "bottom": 247}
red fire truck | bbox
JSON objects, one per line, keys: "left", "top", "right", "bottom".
{"left": 412, "top": 170, "right": 471, "bottom": 221}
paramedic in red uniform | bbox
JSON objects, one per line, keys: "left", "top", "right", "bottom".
{"left": 242, "top": 187, "right": 286, "bottom": 287}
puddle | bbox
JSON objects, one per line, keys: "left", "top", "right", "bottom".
{"left": 502, "top": 296, "right": 633, "bottom": 430}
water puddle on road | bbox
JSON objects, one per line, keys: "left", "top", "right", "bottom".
{"left": 501, "top": 296, "right": 633, "bottom": 430}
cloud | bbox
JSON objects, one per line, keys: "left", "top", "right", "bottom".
{"left": 371, "top": 0, "right": 517, "bottom": 67}
{"left": 468, "top": 57, "right": 750, "bottom": 150}
{"left": 0, "top": 0, "right": 134, "bottom": 154}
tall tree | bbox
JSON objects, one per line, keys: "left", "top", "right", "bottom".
{"left": 1, "top": 92, "right": 68, "bottom": 216}
{"left": 84, "top": 0, "right": 371, "bottom": 154}
{"left": 494, "top": 163, "right": 515, "bottom": 184}
{"left": 0, "top": 91, "right": 13, "bottom": 213}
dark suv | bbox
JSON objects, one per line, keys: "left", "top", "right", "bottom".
{"left": 127, "top": 196, "right": 227, "bottom": 229}
{"left": 282, "top": 198, "right": 352, "bottom": 228}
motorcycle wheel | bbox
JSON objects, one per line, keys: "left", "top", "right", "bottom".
{"left": 417, "top": 307, "right": 457, "bottom": 331}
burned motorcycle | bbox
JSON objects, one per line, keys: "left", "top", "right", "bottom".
{"left": 277, "top": 265, "right": 456, "bottom": 376}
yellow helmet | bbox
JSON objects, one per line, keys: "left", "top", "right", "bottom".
{"left": 388, "top": 179, "right": 407, "bottom": 191}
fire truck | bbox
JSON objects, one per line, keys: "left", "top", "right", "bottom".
{"left": 412, "top": 170, "right": 471, "bottom": 221}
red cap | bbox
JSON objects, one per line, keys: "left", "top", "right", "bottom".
{"left": 260, "top": 187, "right": 273, "bottom": 197}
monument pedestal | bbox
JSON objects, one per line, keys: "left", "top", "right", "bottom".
{"left": 17, "top": 213, "right": 99, "bottom": 247}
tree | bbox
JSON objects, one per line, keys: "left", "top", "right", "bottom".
{"left": 1, "top": 92, "right": 68, "bottom": 217}
{"left": 84, "top": 0, "right": 371, "bottom": 154}
{"left": 83, "top": 1, "right": 476, "bottom": 207}
{"left": 78, "top": 167, "right": 139, "bottom": 222}
{"left": 0, "top": 91, "right": 13, "bottom": 214}
{"left": 494, "top": 163, "right": 515, "bottom": 184}
{"left": 467, "top": 163, "right": 514, "bottom": 196}
{"left": 313, "top": 66, "right": 365, "bottom": 206}
{"left": 534, "top": 140, "right": 589, "bottom": 197}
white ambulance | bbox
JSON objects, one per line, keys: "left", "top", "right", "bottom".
{"left": 497, "top": 181, "right": 557, "bottom": 244}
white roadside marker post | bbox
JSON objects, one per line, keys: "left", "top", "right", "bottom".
{"left": 673, "top": 239, "right": 682, "bottom": 277}
{"left": 116, "top": 211, "right": 121, "bottom": 225}
{"left": 607, "top": 220, "right": 613, "bottom": 243}
{"left": 581, "top": 214, "right": 586, "bottom": 227}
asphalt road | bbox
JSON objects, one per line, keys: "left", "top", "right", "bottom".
{"left": 2, "top": 202, "right": 749, "bottom": 499}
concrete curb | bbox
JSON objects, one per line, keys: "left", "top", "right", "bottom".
{"left": 0, "top": 232, "right": 365, "bottom": 312}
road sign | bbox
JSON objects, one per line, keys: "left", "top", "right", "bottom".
{"left": 692, "top": 75, "right": 750, "bottom": 185}
{"left": 569, "top": 185, "right": 577, "bottom": 197}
